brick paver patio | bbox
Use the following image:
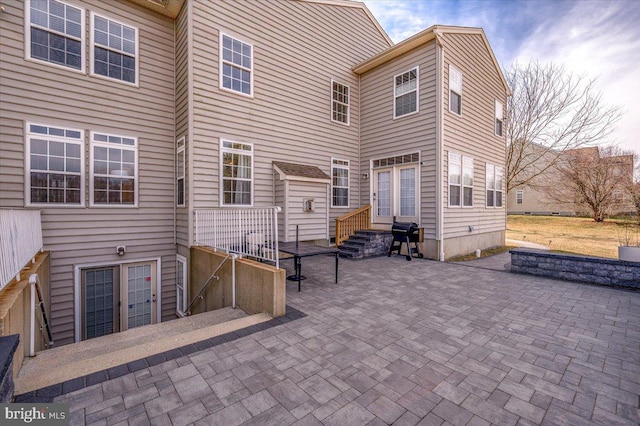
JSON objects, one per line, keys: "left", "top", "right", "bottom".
{"left": 51, "top": 254, "right": 639, "bottom": 425}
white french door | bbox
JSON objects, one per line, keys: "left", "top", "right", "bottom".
{"left": 81, "top": 261, "right": 157, "bottom": 340}
{"left": 122, "top": 262, "right": 157, "bottom": 330}
{"left": 373, "top": 165, "right": 418, "bottom": 225}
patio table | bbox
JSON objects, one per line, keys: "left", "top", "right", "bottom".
{"left": 278, "top": 241, "right": 339, "bottom": 292}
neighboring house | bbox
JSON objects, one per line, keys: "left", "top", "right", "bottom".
{"left": 0, "top": 0, "right": 509, "bottom": 346}
{"left": 507, "top": 147, "right": 635, "bottom": 216}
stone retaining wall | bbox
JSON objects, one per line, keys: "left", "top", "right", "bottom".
{"left": 510, "top": 248, "right": 640, "bottom": 289}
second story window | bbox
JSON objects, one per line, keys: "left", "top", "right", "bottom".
{"left": 91, "top": 133, "right": 137, "bottom": 206}
{"left": 221, "top": 140, "right": 253, "bottom": 205}
{"left": 331, "top": 81, "right": 350, "bottom": 125}
{"left": 220, "top": 34, "right": 253, "bottom": 96}
{"left": 92, "top": 14, "right": 138, "bottom": 84}
{"left": 394, "top": 67, "right": 418, "bottom": 118}
{"left": 495, "top": 100, "right": 504, "bottom": 136}
{"left": 27, "top": 0, "right": 84, "bottom": 70}
{"left": 331, "top": 159, "right": 349, "bottom": 207}
{"left": 26, "top": 123, "right": 84, "bottom": 205}
{"left": 449, "top": 65, "right": 462, "bottom": 115}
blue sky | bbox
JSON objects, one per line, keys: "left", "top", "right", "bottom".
{"left": 362, "top": 0, "right": 640, "bottom": 154}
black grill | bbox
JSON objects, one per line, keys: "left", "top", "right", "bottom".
{"left": 388, "top": 219, "right": 423, "bottom": 261}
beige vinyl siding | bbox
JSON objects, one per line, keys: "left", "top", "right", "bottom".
{"left": 360, "top": 42, "right": 438, "bottom": 236}
{"left": 0, "top": 0, "right": 176, "bottom": 344}
{"left": 282, "top": 181, "right": 329, "bottom": 242}
{"left": 441, "top": 32, "right": 508, "bottom": 239}
{"left": 175, "top": 2, "right": 190, "bottom": 247}
{"left": 189, "top": 0, "right": 390, "bottom": 240}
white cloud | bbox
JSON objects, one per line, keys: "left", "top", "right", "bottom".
{"left": 513, "top": 1, "right": 640, "bottom": 152}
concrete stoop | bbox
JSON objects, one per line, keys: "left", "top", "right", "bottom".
{"left": 15, "top": 307, "right": 271, "bottom": 394}
{"left": 338, "top": 230, "right": 393, "bottom": 259}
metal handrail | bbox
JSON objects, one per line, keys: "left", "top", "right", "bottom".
{"left": 185, "top": 253, "right": 232, "bottom": 315}
{"left": 29, "top": 273, "right": 53, "bottom": 355}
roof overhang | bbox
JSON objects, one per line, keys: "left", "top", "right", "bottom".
{"left": 127, "top": 0, "right": 185, "bottom": 18}
{"left": 273, "top": 161, "right": 331, "bottom": 184}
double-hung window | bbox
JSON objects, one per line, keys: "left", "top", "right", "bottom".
{"left": 486, "top": 164, "right": 504, "bottom": 207}
{"left": 449, "top": 65, "right": 462, "bottom": 114}
{"left": 331, "top": 159, "right": 349, "bottom": 207}
{"left": 220, "top": 33, "right": 253, "bottom": 96}
{"left": 91, "top": 13, "right": 138, "bottom": 84}
{"left": 26, "top": 123, "right": 84, "bottom": 205}
{"left": 176, "top": 137, "right": 185, "bottom": 207}
{"left": 27, "top": 0, "right": 84, "bottom": 70}
{"left": 394, "top": 67, "right": 418, "bottom": 118}
{"left": 449, "top": 153, "right": 473, "bottom": 207}
{"left": 516, "top": 190, "right": 523, "bottom": 205}
{"left": 221, "top": 140, "right": 253, "bottom": 206}
{"left": 91, "top": 133, "right": 137, "bottom": 205}
{"left": 176, "top": 255, "right": 187, "bottom": 317}
{"left": 331, "top": 81, "right": 350, "bottom": 125}
{"left": 495, "top": 100, "right": 504, "bottom": 136}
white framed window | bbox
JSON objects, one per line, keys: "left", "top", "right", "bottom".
{"left": 394, "top": 67, "right": 419, "bottom": 118}
{"left": 486, "top": 164, "right": 504, "bottom": 208}
{"left": 220, "top": 33, "right": 253, "bottom": 96}
{"left": 495, "top": 100, "right": 504, "bottom": 136}
{"left": 176, "top": 137, "right": 185, "bottom": 207}
{"left": 449, "top": 153, "right": 473, "bottom": 207}
{"left": 25, "top": 0, "right": 85, "bottom": 71}
{"left": 449, "top": 65, "right": 462, "bottom": 115}
{"left": 90, "top": 13, "right": 138, "bottom": 85}
{"left": 516, "top": 190, "right": 523, "bottom": 205}
{"left": 90, "top": 132, "right": 138, "bottom": 206}
{"left": 176, "top": 254, "right": 187, "bottom": 317}
{"left": 221, "top": 140, "right": 253, "bottom": 206}
{"left": 331, "top": 81, "right": 350, "bottom": 125}
{"left": 331, "top": 158, "right": 349, "bottom": 207}
{"left": 26, "top": 123, "right": 84, "bottom": 206}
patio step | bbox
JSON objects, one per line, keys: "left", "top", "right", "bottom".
{"left": 338, "top": 230, "right": 393, "bottom": 259}
{"left": 15, "top": 307, "right": 272, "bottom": 394}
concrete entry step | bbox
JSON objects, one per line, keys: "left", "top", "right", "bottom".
{"left": 15, "top": 307, "right": 272, "bottom": 394}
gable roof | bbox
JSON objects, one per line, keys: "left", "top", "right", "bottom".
{"left": 273, "top": 161, "right": 331, "bottom": 183}
{"left": 353, "top": 25, "right": 510, "bottom": 96}
{"left": 296, "top": 0, "right": 393, "bottom": 46}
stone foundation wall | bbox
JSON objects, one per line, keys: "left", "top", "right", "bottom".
{"left": 510, "top": 248, "right": 640, "bottom": 289}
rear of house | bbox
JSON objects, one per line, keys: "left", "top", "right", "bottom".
{"left": 1, "top": 0, "right": 510, "bottom": 347}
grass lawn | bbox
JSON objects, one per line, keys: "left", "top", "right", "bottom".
{"left": 506, "top": 215, "right": 639, "bottom": 259}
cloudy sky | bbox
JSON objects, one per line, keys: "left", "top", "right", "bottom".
{"left": 362, "top": 0, "right": 640, "bottom": 154}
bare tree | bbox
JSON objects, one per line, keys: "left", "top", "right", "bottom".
{"left": 506, "top": 62, "right": 623, "bottom": 192}
{"left": 549, "top": 146, "right": 634, "bottom": 222}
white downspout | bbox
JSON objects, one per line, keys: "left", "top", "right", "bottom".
{"left": 29, "top": 274, "right": 37, "bottom": 357}
{"left": 435, "top": 33, "right": 445, "bottom": 261}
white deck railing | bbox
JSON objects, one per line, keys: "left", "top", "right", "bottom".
{"left": 0, "top": 209, "right": 43, "bottom": 290}
{"left": 195, "top": 207, "right": 280, "bottom": 269}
